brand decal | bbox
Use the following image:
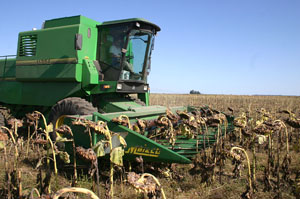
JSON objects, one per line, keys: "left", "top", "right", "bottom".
{"left": 37, "top": 59, "right": 51, "bottom": 65}
{"left": 125, "top": 145, "right": 160, "bottom": 157}
{"left": 16, "top": 58, "right": 77, "bottom": 66}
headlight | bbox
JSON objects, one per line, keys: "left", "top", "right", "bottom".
{"left": 143, "top": 85, "right": 148, "bottom": 91}
{"left": 117, "top": 83, "right": 122, "bottom": 90}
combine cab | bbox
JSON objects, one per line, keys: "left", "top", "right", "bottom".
{"left": 0, "top": 16, "right": 234, "bottom": 164}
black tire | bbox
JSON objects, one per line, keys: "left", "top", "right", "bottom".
{"left": 49, "top": 97, "right": 98, "bottom": 143}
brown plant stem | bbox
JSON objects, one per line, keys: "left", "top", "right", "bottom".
{"left": 34, "top": 111, "right": 58, "bottom": 175}
{"left": 53, "top": 187, "right": 99, "bottom": 199}
{"left": 276, "top": 130, "right": 281, "bottom": 199}
{"left": 231, "top": 146, "right": 252, "bottom": 191}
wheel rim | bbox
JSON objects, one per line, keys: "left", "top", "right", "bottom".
{"left": 55, "top": 115, "right": 66, "bottom": 137}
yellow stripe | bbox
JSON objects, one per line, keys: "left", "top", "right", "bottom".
{"left": 0, "top": 77, "right": 16, "bottom": 81}
{"left": 132, "top": 152, "right": 159, "bottom": 157}
{"left": 16, "top": 57, "right": 77, "bottom": 66}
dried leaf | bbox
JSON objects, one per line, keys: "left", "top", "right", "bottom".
{"left": 46, "top": 123, "right": 53, "bottom": 133}
{"left": 55, "top": 136, "right": 72, "bottom": 143}
{"left": 58, "top": 151, "right": 70, "bottom": 164}
{"left": 93, "top": 141, "right": 105, "bottom": 157}
{"left": 257, "top": 135, "right": 267, "bottom": 145}
{"left": 110, "top": 146, "right": 124, "bottom": 166}
{"left": 118, "top": 135, "right": 127, "bottom": 148}
{"left": 0, "top": 141, "right": 5, "bottom": 149}
{"left": 35, "top": 158, "right": 43, "bottom": 169}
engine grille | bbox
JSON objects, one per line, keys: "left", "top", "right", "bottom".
{"left": 18, "top": 35, "right": 37, "bottom": 57}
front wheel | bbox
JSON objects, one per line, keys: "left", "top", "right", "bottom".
{"left": 49, "top": 97, "right": 98, "bottom": 142}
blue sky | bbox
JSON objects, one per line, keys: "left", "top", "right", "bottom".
{"left": 1, "top": 0, "right": 299, "bottom": 95}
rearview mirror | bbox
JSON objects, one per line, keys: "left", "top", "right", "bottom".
{"left": 75, "top": 34, "right": 82, "bottom": 50}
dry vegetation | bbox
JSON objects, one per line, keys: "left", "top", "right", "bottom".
{"left": 150, "top": 94, "right": 300, "bottom": 199}
{"left": 0, "top": 94, "right": 300, "bottom": 199}
{"left": 150, "top": 94, "right": 300, "bottom": 115}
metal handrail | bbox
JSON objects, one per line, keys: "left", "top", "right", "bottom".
{"left": 0, "top": 55, "right": 16, "bottom": 58}
{"left": 0, "top": 55, "right": 16, "bottom": 78}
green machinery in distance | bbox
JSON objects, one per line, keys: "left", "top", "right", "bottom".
{"left": 0, "top": 16, "right": 234, "bottom": 164}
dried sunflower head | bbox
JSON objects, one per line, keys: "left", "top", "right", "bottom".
{"left": 76, "top": 147, "right": 97, "bottom": 162}
{"left": 56, "top": 125, "right": 73, "bottom": 136}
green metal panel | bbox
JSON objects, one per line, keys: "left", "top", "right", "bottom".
{"left": 16, "top": 64, "right": 79, "bottom": 81}
{"left": 16, "top": 25, "right": 78, "bottom": 62}
{"left": 93, "top": 113, "right": 191, "bottom": 164}
{"left": 15, "top": 16, "right": 100, "bottom": 81}
{"left": 103, "top": 101, "right": 143, "bottom": 113}
{"left": 15, "top": 23, "right": 80, "bottom": 82}
{"left": 77, "top": 21, "right": 99, "bottom": 62}
{"left": 90, "top": 81, "right": 117, "bottom": 94}
{"left": 0, "top": 80, "right": 83, "bottom": 106}
{"left": 82, "top": 59, "right": 99, "bottom": 92}
{"left": 42, "top": 16, "right": 100, "bottom": 63}
{"left": 138, "top": 92, "right": 149, "bottom": 106}
{"left": 20, "top": 82, "right": 82, "bottom": 106}
{"left": 44, "top": 15, "right": 100, "bottom": 29}
{"left": 0, "top": 81, "right": 22, "bottom": 104}
{"left": 44, "top": 16, "right": 82, "bottom": 29}
{"left": 101, "top": 105, "right": 167, "bottom": 120}
{"left": 91, "top": 93, "right": 160, "bottom": 113}
{"left": 0, "top": 16, "right": 101, "bottom": 106}
{"left": 0, "top": 58, "right": 16, "bottom": 78}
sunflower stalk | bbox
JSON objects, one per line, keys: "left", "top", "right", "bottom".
{"left": 53, "top": 187, "right": 99, "bottom": 199}
{"left": 230, "top": 146, "right": 252, "bottom": 191}
{"left": 2, "top": 127, "right": 18, "bottom": 158}
{"left": 34, "top": 111, "right": 57, "bottom": 176}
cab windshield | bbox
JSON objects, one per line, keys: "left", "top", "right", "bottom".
{"left": 98, "top": 24, "right": 154, "bottom": 82}
{"left": 122, "top": 30, "right": 153, "bottom": 81}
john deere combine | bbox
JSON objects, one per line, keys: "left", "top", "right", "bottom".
{"left": 0, "top": 15, "right": 234, "bottom": 164}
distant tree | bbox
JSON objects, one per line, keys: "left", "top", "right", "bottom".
{"left": 190, "top": 90, "right": 201, "bottom": 94}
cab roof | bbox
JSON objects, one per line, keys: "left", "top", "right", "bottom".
{"left": 43, "top": 16, "right": 161, "bottom": 32}
{"left": 100, "top": 18, "right": 161, "bottom": 32}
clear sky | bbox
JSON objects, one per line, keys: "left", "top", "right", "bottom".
{"left": 1, "top": 0, "right": 299, "bottom": 95}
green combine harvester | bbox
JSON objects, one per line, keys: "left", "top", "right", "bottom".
{"left": 0, "top": 15, "right": 234, "bottom": 164}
